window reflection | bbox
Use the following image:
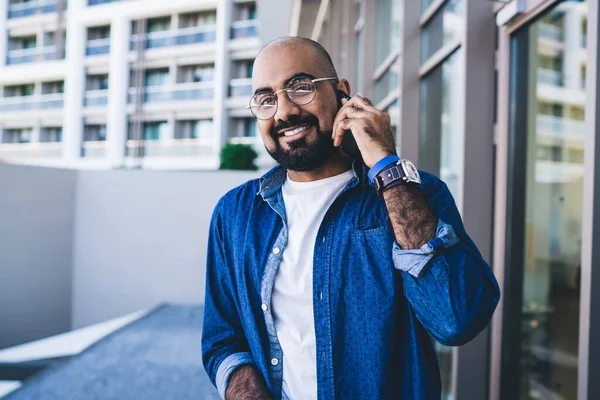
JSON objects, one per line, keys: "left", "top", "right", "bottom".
{"left": 421, "top": 0, "right": 464, "bottom": 63}
{"left": 509, "top": 1, "right": 587, "bottom": 399}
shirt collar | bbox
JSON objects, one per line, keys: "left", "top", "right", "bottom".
{"left": 257, "top": 160, "right": 370, "bottom": 200}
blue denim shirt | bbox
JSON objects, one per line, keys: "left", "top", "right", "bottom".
{"left": 202, "top": 162, "right": 500, "bottom": 400}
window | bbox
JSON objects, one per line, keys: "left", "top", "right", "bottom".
{"left": 4, "top": 84, "right": 34, "bottom": 97}
{"left": 243, "top": 118, "right": 257, "bottom": 137}
{"left": 86, "top": 75, "right": 109, "bottom": 91}
{"left": 41, "top": 81, "right": 64, "bottom": 94}
{"left": 144, "top": 69, "right": 169, "bottom": 87}
{"left": 142, "top": 122, "right": 167, "bottom": 141}
{"left": 375, "top": 0, "right": 402, "bottom": 66}
{"left": 84, "top": 125, "right": 107, "bottom": 141}
{"left": 374, "top": 58, "right": 400, "bottom": 104}
{"left": 3, "top": 129, "right": 32, "bottom": 144}
{"left": 179, "top": 10, "right": 217, "bottom": 28}
{"left": 88, "top": 26, "right": 110, "bottom": 40}
{"left": 421, "top": 0, "right": 464, "bottom": 63}
{"left": 147, "top": 17, "right": 171, "bottom": 33}
{"left": 501, "top": 2, "right": 588, "bottom": 398}
{"left": 40, "top": 127, "right": 62, "bottom": 143}
{"left": 175, "top": 120, "right": 213, "bottom": 139}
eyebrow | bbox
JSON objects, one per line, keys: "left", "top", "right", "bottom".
{"left": 253, "top": 72, "right": 317, "bottom": 96}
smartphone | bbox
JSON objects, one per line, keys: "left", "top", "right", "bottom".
{"left": 337, "top": 92, "right": 363, "bottom": 162}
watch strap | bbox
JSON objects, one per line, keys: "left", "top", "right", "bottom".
{"left": 368, "top": 155, "right": 400, "bottom": 183}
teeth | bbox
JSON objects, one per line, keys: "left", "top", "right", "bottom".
{"left": 283, "top": 125, "right": 309, "bottom": 137}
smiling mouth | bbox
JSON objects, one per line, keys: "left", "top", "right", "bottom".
{"left": 279, "top": 124, "right": 311, "bottom": 138}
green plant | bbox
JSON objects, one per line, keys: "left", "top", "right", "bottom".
{"left": 219, "top": 143, "right": 259, "bottom": 171}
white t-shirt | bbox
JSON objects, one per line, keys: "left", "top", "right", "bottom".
{"left": 271, "top": 169, "right": 354, "bottom": 400}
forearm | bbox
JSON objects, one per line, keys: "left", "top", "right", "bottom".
{"left": 225, "top": 364, "right": 273, "bottom": 400}
{"left": 383, "top": 184, "right": 437, "bottom": 249}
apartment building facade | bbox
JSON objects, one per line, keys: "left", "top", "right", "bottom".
{"left": 0, "top": 0, "right": 287, "bottom": 169}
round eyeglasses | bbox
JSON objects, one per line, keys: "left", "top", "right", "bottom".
{"left": 248, "top": 76, "right": 338, "bottom": 120}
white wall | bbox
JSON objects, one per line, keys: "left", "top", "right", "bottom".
{"left": 0, "top": 164, "right": 76, "bottom": 349}
{"left": 71, "top": 169, "right": 260, "bottom": 328}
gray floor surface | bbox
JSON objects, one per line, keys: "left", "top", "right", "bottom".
{"left": 5, "top": 304, "right": 219, "bottom": 400}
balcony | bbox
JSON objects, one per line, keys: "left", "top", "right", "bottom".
{"left": 231, "top": 19, "right": 259, "bottom": 39}
{"left": 538, "top": 23, "right": 563, "bottom": 42}
{"left": 86, "top": 38, "right": 110, "bottom": 56}
{"left": 88, "top": 0, "right": 120, "bottom": 5}
{"left": 130, "top": 25, "right": 217, "bottom": 50}
{"left": 128, "top": 82, "right": 214, "bottom": 103}
{"left": 7, "top": 46, "right": 62, "bottom": 65}
{"left": 8, "top": 0, "right": 62, "bottom": 19}
{"left": 537, "top": 68, "right": 563, "bottom": 86}
{"left": 82, "top": 141, "right": 107, "bottom": 157}
{"left": 125, "top": 138, "right": 213, "bottom": 157}
{"left": 84, "top": 90, "right": 108, "bottom": 107}
{"left": 229, "top": 78, "right": 252, "bottom": 98}
{"left": 0, "top": 142, "right": 62, "bottom": 159}
{"left": 0, "top": 93, "right": 64, "bottom": 112}
{"left": 536, "top": 115, "right": 585, "bottom": 141}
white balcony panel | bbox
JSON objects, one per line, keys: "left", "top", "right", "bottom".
{"left": 0, "top": 93, "right": 64, "bottom": 112}
{"left": 0, "top": 142, "right": 62, "bottom": 159}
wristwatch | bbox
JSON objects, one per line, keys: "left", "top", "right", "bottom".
{"left": 373, "top": 159, "right": 421, "bottom": 196}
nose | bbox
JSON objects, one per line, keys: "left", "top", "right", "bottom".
{"left": 273, "top": 91, "right": 302, "bottom": 125}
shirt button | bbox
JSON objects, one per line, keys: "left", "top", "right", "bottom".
{"left": 271, "top": 358, "right": 279, "bottom": 366}
{"left": 273, "top": 247, "right": 281, "bottom": 255}
{"left": 322, "top": 237, "right": 326, "bottom": 243}
{"left": 261, "top": 304, "right": 268, "bottom": 311}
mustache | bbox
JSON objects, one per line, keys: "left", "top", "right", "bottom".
{"left": 270, "top": 114, "right": 319, "bottom": 138}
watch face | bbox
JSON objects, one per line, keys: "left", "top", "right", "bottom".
{"left": 402, "top": 160, "right": 421, "bottom": 184}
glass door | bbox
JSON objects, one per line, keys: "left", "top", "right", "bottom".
{"left": 502, "top": 1, "right": 588, "bottom": 399}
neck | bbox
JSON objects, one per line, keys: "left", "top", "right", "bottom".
{"left": 287, "top": 150, "right": 353, "bottom": 182}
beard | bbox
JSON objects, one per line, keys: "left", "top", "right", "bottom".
{"left": 265, "top": 113, "right": 336, "bottom": 172}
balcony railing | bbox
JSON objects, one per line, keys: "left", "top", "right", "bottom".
{"left": 7, "top": 46, "right": 62, "bottom": 65}
{"left": 8, "top": 0, "right": 62, "bottom": 19}
{"left": 537, "top": 115, "right": 585, "bottom": 140}
{"left": 0, "top": 93, "right": 64, "bottom": 112}
{"left": 82, "top": 141, "right": 106, "bottom": 157}
{"left": 125, "top": 138, "right": 213, "bottom": 157}
{"left": 229, "top": 78, "right": 252, "bottom": 98}
{"left": 130, "top": 25, "right": 217, "bottom": 50}
{"left": 0, "top": 142, "right": 62, "bottom": 159}
{"left": 84, "top": 89, "right": 108, "bottom": 107}
{"left": 231, "top": 19, "right": 259, "bottom": 39}
{"left": 229, "top": 136, "right": 261, "bottom": 146}
{"left": 539, "top": 23, "right": 563, "bottom": 42}
{"left": 128, "top": 82, "right": 214, "bottom": 103}
{"left": 86, "top": 38, "right": 110, "bottom": 56}
{"left": 537, "top": 68, "right": 563, "bottom": 86}
{"left": 88, "top": 0, "right": 120, "bottom": 5}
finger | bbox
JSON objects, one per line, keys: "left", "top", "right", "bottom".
{"left": 333, "top": 117, "right": 367, "bottom": 147}
{"left": 332, "top": 103, "right": 372, "bottom": 137}
{"left": 332, "top": 118, "right": 354, "bottom": 147}
{"left": 352, "top": 95, "right": 381, "bottom": 114}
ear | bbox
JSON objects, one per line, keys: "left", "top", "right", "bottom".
{"left": 336, "top": 79, "right": 351, "bottom": 97}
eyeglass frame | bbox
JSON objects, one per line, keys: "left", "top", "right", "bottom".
{"left": 246, "top": 76, "right": 339, "bottom": 120}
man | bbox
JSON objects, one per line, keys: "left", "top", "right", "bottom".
{"left": 202, "top": 37, "right": 500, "bottom": 400}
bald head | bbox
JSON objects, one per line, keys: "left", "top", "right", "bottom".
{"left": 254, "top": 37, "right": 338, "bottom": 80}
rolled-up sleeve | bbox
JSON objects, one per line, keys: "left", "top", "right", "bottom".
{"left": 215, "top": 352, "right": 255, "bottom": 399}
{"left": 392, "top": 219, "right": 459, "bottom": 277}
{"left": 394, "top": 172, "right": 500, "bottom": 346}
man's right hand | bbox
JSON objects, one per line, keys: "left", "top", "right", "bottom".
{"left": 225, "top": 364, "right": 274, "bottom": 400}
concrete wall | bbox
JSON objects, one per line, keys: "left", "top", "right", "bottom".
{"left": 0, "top": 164, "right": 76, "bottom": 349}
{"left": 71, "top": 169, "right": 260, "bottom": 328}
